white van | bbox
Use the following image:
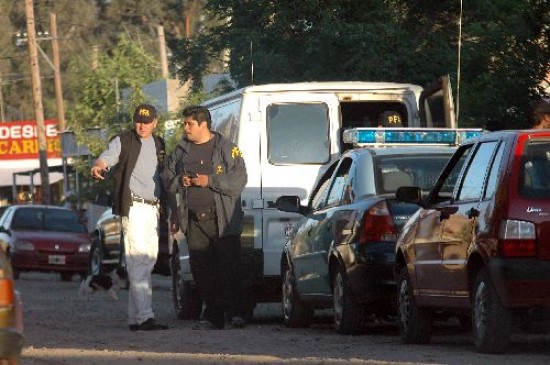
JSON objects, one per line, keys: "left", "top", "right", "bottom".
{"left": 171, "top": 80, "right": 456, "bottom": 319}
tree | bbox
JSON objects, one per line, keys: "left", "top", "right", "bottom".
{"left": 174, "top": 0, "right": 549, "bottom": 128}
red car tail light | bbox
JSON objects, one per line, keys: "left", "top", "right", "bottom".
{"left": 498, "top": 219, "right": 536, "bottom": 257}
{"left": 0, "top": 277, "right": 15, "bottom": 307}
{"left": 359, "top": 200, "right": 397, "bottom": 244}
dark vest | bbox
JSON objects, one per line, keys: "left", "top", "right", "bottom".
{"left": 112, "top": 130, "right": 165, "bottom": 217}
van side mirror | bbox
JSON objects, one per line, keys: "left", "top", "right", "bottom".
{"left": 275, "top": 196, "right": 302, "bottom": 214}
{"left": 95, "top": 193, "right": 112, "bottom": 207}
{"left": 396, "top": 186, "right": 423, "bottom": 205}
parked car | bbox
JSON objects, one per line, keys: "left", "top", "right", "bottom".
{"left": 90, "top": 194, "right": 171, "bottom": 276}
{"left": 395, "top": 129, "right": 550, "bottom": 353}
{"left": 0, "top": 205, "right": 91, "bottom": 281}
{"left": 275, "top": 127, "right": 474, "bottom": 334}
{"left": 0, "top": 247, "right": 24, "bottom": 363}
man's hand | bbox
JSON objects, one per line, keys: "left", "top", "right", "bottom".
{"left": 90, "top": 161, "right": 109, "bottom": 180}
{"left": 182, "top": 173, "right": 208, "bottom": 188}
{"left": 169, "top": 213, "right": 179, "bottom": 235}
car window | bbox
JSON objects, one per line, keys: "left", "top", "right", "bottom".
{"left": 326, "top": 158, "right": 353, "bottom": 207}
{"left": 484, "top": 142, "right": 505, "bottom": 199}
{"left": 267, "top": 103, "right": 330, "bottom": 164}
{"left": 520, "top": 139, "right": 550, "bottom": 198}
{"left": 457, "top": 142, "right": 498, "bottom": 201}
{"left": 12, "top": 208, "right": 44, "bottom": 230}
{"left": 311, "top": 178, "right": 332, "bottom": 211}
{"left": 45, "top": 209, "right": 86, "bottom": 233}
{"left": 376, "top": 154, "right": 452, "bottom": 194}
{"left": 436, "top": 145, "right": 474, "bottom": 200}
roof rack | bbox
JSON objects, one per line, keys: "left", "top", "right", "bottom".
{"left": 342, "top": 127, "right": 484, "bottom": 147}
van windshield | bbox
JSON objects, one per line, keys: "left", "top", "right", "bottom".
{"left": 267, "top": 103, "right": 330, "bottom": 164}
{"left": 520, "top": 139, "right": 550, "bottom": 198}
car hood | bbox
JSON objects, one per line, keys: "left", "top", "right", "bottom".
{"left": 14, "top": 230, "right": 91, "bottom": 246}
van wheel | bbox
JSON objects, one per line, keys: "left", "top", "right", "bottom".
{"left": 472, "top": 268, "right": 512, "bottom": 354}
{"left": 397, "top": 268, "right": 431, "bottom": 344}
{"left": 171, "top": 252, "right": 202, "bottom": 320}
{"left": 333, "top": 268, "right": 365, "bottom": 334}
{"left": 282, "top": 264, "right": 313, "bottom": 328}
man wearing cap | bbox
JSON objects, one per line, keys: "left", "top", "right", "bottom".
{"left": 528, "top": 98, "right": 550, "bottom": 129}
{"left": 162, "top": 105, "right": 248, "bottom": 330}
{"left": 90, "top": 103, "right": 168, "bottom": 331}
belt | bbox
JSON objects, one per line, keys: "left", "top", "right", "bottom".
{"left": 132, "top": 195, "right": 158, "bottom": 206}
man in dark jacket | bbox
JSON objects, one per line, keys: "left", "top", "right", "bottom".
{"left": 90, "top": 103, "right": 168, "bottom": 331}
{"left": 162, "top": 105, "right": 248, "bottom": 330}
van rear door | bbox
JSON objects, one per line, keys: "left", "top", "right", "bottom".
{"left": 259, "top": 93, "right": 340, "bottom": 277}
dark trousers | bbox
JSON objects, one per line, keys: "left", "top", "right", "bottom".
{"left": 187, "top": 215, "right": 245, "bottom": 328}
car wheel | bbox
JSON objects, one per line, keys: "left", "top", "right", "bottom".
{"left": 397, "top": 268, "right": 432, "bottom": 344}
{"left": 472, "top": 268, "right": 512, "bottom": 354}
{"left": 60, "top": 272, "right": 73, "bottom": 282}
{"left": 171, "top": 251, "right": 202, "bottom": 320}
{"left": 89, "top": 239, "right": 104, "bottom": 275}
{"left": 281, "top": 264, "right": 313, "bottom": 328}
{"left": 333, "top": 268, "right": 365, "bottom": 334}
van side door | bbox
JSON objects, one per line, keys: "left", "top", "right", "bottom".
{"left": 259, "top": 93, "right": 340, "bottom": 278}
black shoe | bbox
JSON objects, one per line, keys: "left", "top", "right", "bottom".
{"left": 192, "top": 320, "right": 223, "bottom": 330}
{"left": 129, "top": 324, "right": 139, "bottom": 331}
{"left": 137, "top": 318, "right": 168, "bottom": 331}
{"left": 229, "top": 316, "right": 246, "bottom": 329}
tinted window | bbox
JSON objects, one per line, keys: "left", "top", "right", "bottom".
{"left": 438, "top": 145, "right": 474, "bottom": 199}
{"left": 520, "top": 139, "right": 550, "bottom": 198}
{"left": 12, "top": 208, "right": 85, "bottom": 233}
{"left": 326, "top": 159, "right": 352, "bottom": 207}
{"left": 311, "top": 178, "right": 332, "bottom": 211}
{"left": 45, "top": 209, "right": 86, "bottom": 233}
{"left": 376, "top": 154, "right": 453, "bottom": 194}
{"left": 267, "top": 103, "right": 330, "bottom": 164}
{"left": 457, "top": 142, "right": 498, "bottom": 201}
{"left": 484, "top": 142, "right": 505, "bottom": 199}
{"left": 12, "top": 208, "right": 44, "bottom": 230}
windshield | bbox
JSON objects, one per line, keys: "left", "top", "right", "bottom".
{"left": 12, "top": 208, "right": 86, "bottom": 233}
{"left": 520, "top": 139, "right": 550, "bottom": 198}
{"left": 375, "top": 154, "right": 452, "bottom": 194}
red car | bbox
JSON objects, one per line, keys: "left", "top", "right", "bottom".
{"left": 395, "top": 129, "right": 550, "bottom": 353}
{"left": 0, "top": 205, "right": 91, "bottom": 281}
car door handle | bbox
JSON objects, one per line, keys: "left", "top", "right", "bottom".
{"left": 468, "top": 207, "right": 480, "bottom": 219}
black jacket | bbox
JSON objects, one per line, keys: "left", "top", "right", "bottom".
{"left": 111, "top": 130, "right": 165, "bottom": 217}
{"left": 161, "top": 132, "right": 247, "bottom": 236}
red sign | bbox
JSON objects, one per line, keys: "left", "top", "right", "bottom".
{"left": 0, "top": 120, "right": 61, "bottom": 160}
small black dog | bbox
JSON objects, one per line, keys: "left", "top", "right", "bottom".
{"left": 79, "top": 267, "right": 128, "bottom": 300}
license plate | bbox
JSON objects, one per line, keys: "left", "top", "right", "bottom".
{"left": 48, "top": 255, "right": 66, "bottom": 265}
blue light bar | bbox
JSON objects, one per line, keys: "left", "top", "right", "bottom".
{"left": 342, "top": 128, "right": 484, "bottom": 146}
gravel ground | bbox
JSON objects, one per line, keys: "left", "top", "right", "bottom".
{"left": 13, "top": 272, "right": 550, "bottom": 365}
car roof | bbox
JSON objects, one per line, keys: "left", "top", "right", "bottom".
{"left": 10, "top": 204, "right": 73, "bottom": 211}
{"left": 343, "top": 145, "right": 457, "bottom": 158}
{"left": 465, "top": 129, "right": 550, "bottom": 144}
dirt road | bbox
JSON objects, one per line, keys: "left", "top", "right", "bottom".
{"left": 14, "top": 272, "right": 550, "bottom": 365}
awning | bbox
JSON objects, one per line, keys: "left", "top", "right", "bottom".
{"left": 0, "top": 159, "right": 64, "bottom": 187}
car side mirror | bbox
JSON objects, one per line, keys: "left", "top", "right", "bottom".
{"left": 95, "top": 192, "right": 112, "bottom": 207}
{"left": 275, "top": 196, "right": 302, "bottom": 214}
{"left": 396, "top": 186, "right": 423, "bottom": 205}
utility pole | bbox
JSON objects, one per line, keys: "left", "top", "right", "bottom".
{"left": 25, "top": 0, "right": 51, "bottom": 204}
{"left": 0, "top": 71, "right": 5, "bottom": 121}
{"left": 157, "top": 25, "right": 169, "bottom": 79}
{"left": 50, "top": 12, "right": 65, "bottom": 132}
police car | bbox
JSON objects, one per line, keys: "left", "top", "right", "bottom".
{"left": 275, "top": 127, "right": 482, "bottom": 334}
